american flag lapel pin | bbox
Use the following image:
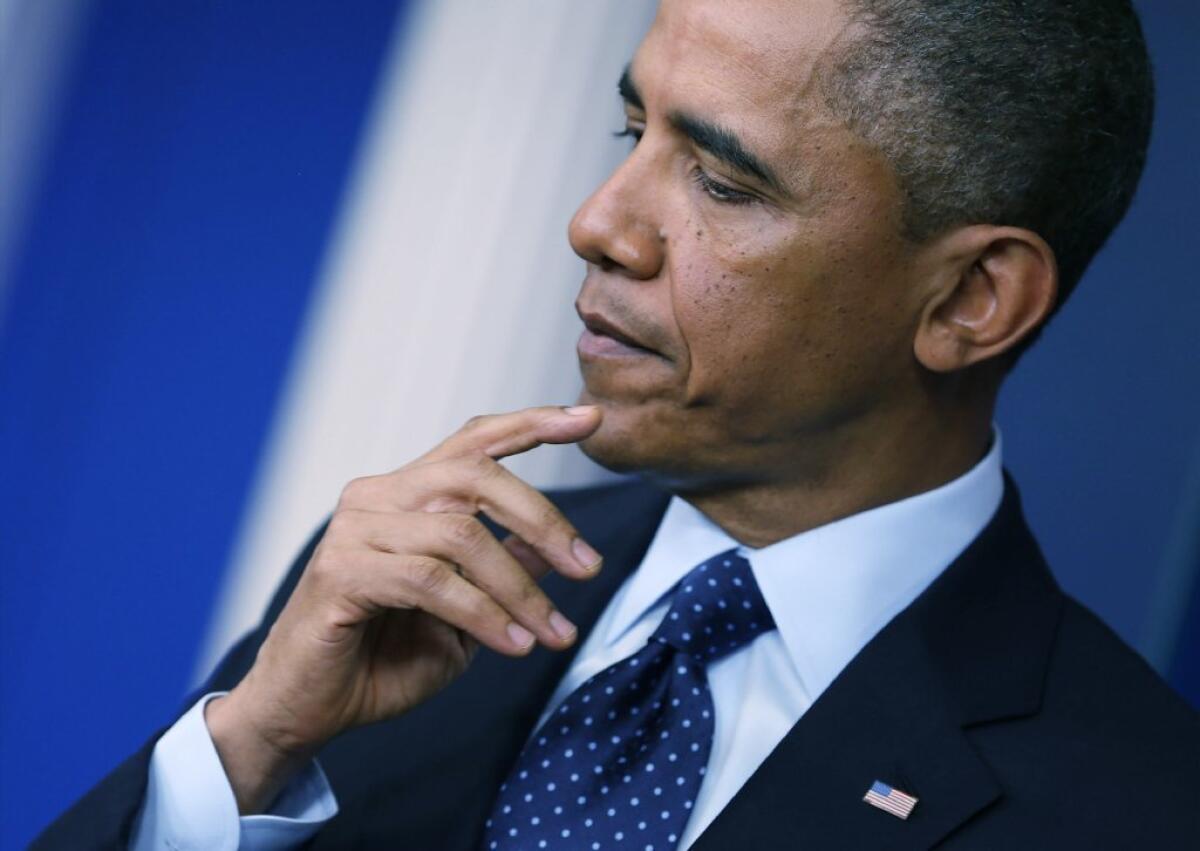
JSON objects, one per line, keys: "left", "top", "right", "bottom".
{"left": 863, "top": 780, "right": 919, "bottom": 820}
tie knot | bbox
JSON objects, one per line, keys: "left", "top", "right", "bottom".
{"left": 650, "top": 549, "right": 776, "bottom": 665}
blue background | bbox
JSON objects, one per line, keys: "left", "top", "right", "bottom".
{"left": 0, "top": 1, "right": 1196, "bottom": 847}
{"left": 0, "top": 1, "right": 405, "bottom": 845}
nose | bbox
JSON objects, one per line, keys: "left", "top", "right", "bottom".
{"left": 568, "top": 151, "right": 664, "bottom": 280}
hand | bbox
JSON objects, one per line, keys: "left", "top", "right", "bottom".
{"left": 205, "top": 405, "right": 604, "bottom": 812}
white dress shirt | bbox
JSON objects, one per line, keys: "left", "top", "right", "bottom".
{"left": 131, "top": 433, "right": 1003, "bottom": 850}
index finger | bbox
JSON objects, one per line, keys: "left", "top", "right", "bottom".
{"left": 412, "top": 405, "right": 602, "bottom": 466}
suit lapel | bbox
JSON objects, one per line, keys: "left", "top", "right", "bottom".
{"left": 693, "top": 474, "right": 1063, "bottom": 850}
{"left": 692, "top": 616, "right": 1002, "bottom": 850}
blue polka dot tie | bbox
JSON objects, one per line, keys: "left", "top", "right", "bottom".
{"left": 480, "top": 549, "right": 776, "bottom": 851}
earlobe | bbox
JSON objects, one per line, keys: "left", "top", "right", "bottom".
{"left": 914, "top": 226, "right": 1058, "bottom": 373}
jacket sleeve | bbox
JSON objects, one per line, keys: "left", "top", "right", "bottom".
{"left": 30, "top": 521, "right": 330, "bottom": 851}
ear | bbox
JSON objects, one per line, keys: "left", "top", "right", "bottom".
{"left": 914, "top": 225, "right": 1058, "bottom": 373}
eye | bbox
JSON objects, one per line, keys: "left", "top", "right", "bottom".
{"left": 691, "top": 167, "right": 757, "bottom": 206}
{"left": 613, "top": 126, "right": 643, "bottom": 145}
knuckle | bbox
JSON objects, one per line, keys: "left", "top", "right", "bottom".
{"left": 306, "top": 543, "right": 348, "bottom": 588}
{"left": 404, "top": 557, "right": 450, "bottom": 598}
{"left": 464, "top": 590, "right": 500, "bottom": 623}
{"left": 460, "top": 450, "right": 498, "bottom": 482}
{"left": 338, "top": 476, "right": 373, "bottom": 507}
{"left": 461, "top": 414, "right": 493, "bottom": 433}
{"left": 511, "top": 576, "right": 546, "bottom": 609}
{"left": 536, "top": 504, "right": 572, "bottom": 538}
{"left": 325, "top": 509, "right": 359, "bottom": 539}
{"left": 443, "top": 514, "right": 487, "bottom": 554}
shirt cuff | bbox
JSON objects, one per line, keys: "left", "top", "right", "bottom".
{"left": 130, "top": 692, "right": 338, "bottom": 851}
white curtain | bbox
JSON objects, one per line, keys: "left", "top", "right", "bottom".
{"left": 197, "top": 0, "right": 657, "bottom": 676}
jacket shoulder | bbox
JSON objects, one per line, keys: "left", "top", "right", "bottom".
{"left": 964, "top": 595, "right": 1200, "bottom": 846}
{"left": 1045, "top": 596, "right": 1198, "bottom": 759}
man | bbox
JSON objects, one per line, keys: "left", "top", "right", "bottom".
{"left": 37, "top": 0, "right": 1198, "bottom": 848}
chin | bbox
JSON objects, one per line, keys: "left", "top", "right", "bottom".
{"left": 574, "top": 399, "right": 718, "bottom": 489}
{"left": 576, "top": 413, "right": 654, "bottom": 475}
{"left": 578, "top": 432, "right": 653, "bottom": 476}
{"left": 572, "top": 388, "right": 669, "bottom": 471}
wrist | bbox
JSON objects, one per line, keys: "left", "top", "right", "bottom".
{"left": 205, "top": 688, "right": 321, "bottom": 814}
{"left": 219, "top": 673, "right": 328, "bottom": 756}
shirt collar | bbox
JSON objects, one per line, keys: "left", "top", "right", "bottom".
{"left": 605, "top": 431, "right": 1005, "bottom": 701}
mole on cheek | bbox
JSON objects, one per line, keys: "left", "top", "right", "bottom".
{"left": 702, "top": 269, "right": 741, "bottom": 306}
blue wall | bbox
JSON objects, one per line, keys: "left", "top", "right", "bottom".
{"left": 0, "top": 1, "right": 405, "bottom": 846}
{"left": 997, "top": 0, "right": 1200, "bottom": 680}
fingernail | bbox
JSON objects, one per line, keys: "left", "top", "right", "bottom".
{"left": 563, "top": 405, "right": 597, "bottom": 416}
{"left": 572, "top": 537, "right": 603, "bottom": 572}
{"left": 549, "top": 611, "right": 577, "bottom": 641}
{"left": 507, "top": 622, "right": 535, "bottom": 650}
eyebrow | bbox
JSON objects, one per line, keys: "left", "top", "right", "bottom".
{"left": 617, "top": 65, "right": 787, "bottom": 196}
{"left": 618, "top": 65, "right": 644, "bottom": 110}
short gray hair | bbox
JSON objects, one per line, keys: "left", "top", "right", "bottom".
{"left": 824, "top": 0, "right": 1154, "bottom": 330}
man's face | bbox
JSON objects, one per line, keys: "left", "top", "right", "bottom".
{"left": 571, "top": 0, "right": 925, "bottom": 488}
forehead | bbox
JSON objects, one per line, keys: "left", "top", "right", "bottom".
{"left": 636, "top": 0, "right": 853, "bottom": 120}
{"left": 632, "top": 0, "right": 863, "bottom": 197}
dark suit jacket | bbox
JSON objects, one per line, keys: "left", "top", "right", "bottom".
{"left": 36, "top": 475, "right": 1200, "bottom": 849}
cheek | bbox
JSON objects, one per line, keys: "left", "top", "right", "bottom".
{"left": 668, "top": 226, "right": 818, "bottom": 402}
{"left": 668, "top": 217, "right": 912, "bottom": 412}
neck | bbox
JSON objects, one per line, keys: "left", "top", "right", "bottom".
{"left": 672, "top": 406, "right": 994, "bottom": 549}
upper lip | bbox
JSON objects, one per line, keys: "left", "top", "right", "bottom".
{"left": 577, "top": 309, "right": 654, "bottom": 352}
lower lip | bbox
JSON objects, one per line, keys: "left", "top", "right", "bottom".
{"left": 577, "top": 328, "right": 656, "bottom": 359}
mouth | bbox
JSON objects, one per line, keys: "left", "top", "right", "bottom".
{"left": 576, "top": 310, "right": 659, "bottom": 359}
